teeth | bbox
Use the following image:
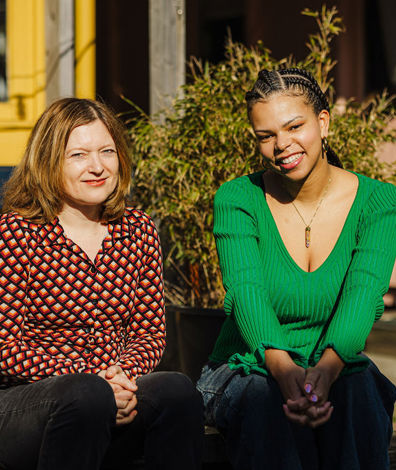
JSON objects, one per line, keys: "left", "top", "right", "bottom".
{"left": 281, "top": 153, "right": 302, "bottom": 164}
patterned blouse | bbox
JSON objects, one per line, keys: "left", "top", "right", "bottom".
{"left": 0, "top": 208, "right": 165, "bottom": 386}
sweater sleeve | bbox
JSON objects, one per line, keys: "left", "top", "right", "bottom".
{"left": 314, "top": 182, "right": 396, "bottom": 367}
{"left": 0, "top": 216, "right": 88, "bottom": 384}
{"left": 117, "top": 215, "right": 166, "bottom": 378}
{"left": 214, "top": 178, "right": 305, "bottom": 363}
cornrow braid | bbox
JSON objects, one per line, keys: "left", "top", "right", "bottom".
{"left": 246, "top": 67, "right": 342, "bottom": 168}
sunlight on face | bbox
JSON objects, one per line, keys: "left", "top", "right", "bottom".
{"left": 250, "top": 94, "right": 329, "bottom": 178}
{"left": 62, "top": 119, "right": 119, "bottom": 214}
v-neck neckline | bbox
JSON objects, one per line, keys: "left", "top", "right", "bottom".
{"left": 259, "top": 171, "right": 362, "bottom": 275}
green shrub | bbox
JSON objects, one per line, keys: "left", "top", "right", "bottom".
{"left": 126, "top": 6, "right": 395, "bottom": 307}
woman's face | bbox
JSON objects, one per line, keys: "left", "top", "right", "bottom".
{"left": 62, "top": 119, "right": 119, "bottom": 213}
{"left": 249, "top": 93, "right": 329, "bottom": 180}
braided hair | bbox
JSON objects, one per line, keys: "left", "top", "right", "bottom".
{"left": 246, "top": 68, "right": 342, "bottom": 168}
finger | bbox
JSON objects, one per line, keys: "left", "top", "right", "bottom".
{"left": 305, "top": 401, "right": 331, "bottom": 420}
{"left": 104, "top": 365, "right": 123, "bottom": 380}
{"left": 304, "top": 369, "right": 328, "bottom": 406}
{"left": 98, "top": 372, "right": 123, "bottom": 394}
{"left": 115, "top": 398, "right": 129, "bottom": 409}
{"left": 114, "top": 389, "right": 135, "bottom": 402}
{"left": 114, "top": 394, "right": 134, "bottom": 410}
{"left": 286, "top": 397, "right": 311, "bottom": 412}
{"left": 114, "top": 391, "right": 135, "bottom": 409}
{"left": 307, "top": 388, "right": 327, "bottom": 407}
{"left": 116, "top": 405, "right": 136, "bottom": 420}
{"left": 106, "top": 381, "right": 124, "bottom": 394}
{"left": 116, "top": 409, "right": 138, "bottom": 426}
{"left": 109, "top": 374, "right": 137, "bottom": 392}
{"left": 308, "top": 406, "right": 334, "bottom": 429}
{"left": 283, "top": 404, "right": 310, "bottom": 426}
{"left": 117, "top": 396, "right": 138, "bottom": 417}
{"left": 304, "top": 368, "right": 320, "bottom": 395}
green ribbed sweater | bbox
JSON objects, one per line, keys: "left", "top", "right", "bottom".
{"left": 209, "top": 171, "right": 396, "bottom": 375}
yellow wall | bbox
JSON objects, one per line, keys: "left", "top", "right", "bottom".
{"left": 0, "top": 0, "right": 46, "bottom": 166}
{"left": 0, "top": 0, "right": 96, "bottom": 167}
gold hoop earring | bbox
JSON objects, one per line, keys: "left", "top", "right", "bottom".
{"left": 321, "top": 137, "right": 329, "bottom": 159}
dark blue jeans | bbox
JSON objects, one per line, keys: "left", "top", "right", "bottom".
{"left": 0, "top": 371, "right": 203, "bottom": 470}
{"left": 197, "top": 360, "right": 396, "bottom": 470}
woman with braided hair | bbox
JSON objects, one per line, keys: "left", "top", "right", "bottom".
{"left": 197, "top": 68, "right": 396, "bottom": 469}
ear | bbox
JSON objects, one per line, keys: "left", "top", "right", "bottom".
{"left": 318, "top": 109, "right": 330, "bottom": 138}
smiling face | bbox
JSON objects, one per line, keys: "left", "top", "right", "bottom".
{"left": 62, "top": 119, "right": 119, "bottom": 216}
{"left": 249, "top": 93, "right": 329, "bottom": 180}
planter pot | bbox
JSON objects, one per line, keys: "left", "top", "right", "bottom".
{"left": 156, "top": 305, "right": 225, "bottom": 383}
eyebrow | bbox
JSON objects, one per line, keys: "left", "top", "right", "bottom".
{"left": 65, "top": 142, "right": 116, "bottom": 152}
{"left": 254, "top": 115, "right": 303, "bottom": 133}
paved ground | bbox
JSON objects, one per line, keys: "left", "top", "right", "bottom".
{"left": 365, "top": 309, "right": 396, "bottom": 429}
{"left": 366, "top": 351, "right": 396, "bottom": 385}
{"left": 365, "top": 309, "right": 396, "bottom": 379}
{"left": 365, "top": 309, "right": 396, "bottom": 385}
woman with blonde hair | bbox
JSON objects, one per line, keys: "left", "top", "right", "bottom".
{"left": 0, "top": 98, "right": 203, "bottom": 470}
{"left": 197, "top": 68, "right": 396, "bottom": 469}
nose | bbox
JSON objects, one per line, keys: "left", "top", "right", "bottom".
{"left": 274, "top": 132, "right": 291, "bottom": 156}
{"left": 87, "top": 152, "right": 104, "bottom": 174}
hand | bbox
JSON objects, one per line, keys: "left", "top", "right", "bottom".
{"left": 114, "top": 391, "right": 138, "bottom": 426}
{"left": 265, "top": 349, "right": 307, "bottom": 402}
{"left": 282, "top": 369, "right": 333, "bottom": 428}
{"left": 98, "top": 365, "right": 138, "bottom": 426}
{"left": 277, "top": 366, "right": 312, "bottom": 427}
{"left": 303, "top": 348, "right": 344, "bottom": 407}
{"left": 266, "top": 349, "right": 338, "bottom": 428}
{"left": 303, "top": 401, "right": 334, "bottom": 428}
{"left": 265, "top": 349, "right": 312, "bottom": 425}
{"left": 98, "top": 365, "right": 137, "bottom": 393}
{"left": 300, "top": 348, "right": 344, "bottom": 428}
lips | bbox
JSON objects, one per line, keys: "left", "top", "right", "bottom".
{"left": 84, "top": 178, "right": 107, "bottom": 186}
{"left": 276, "top": 152, "right": 304, "bottom": 170}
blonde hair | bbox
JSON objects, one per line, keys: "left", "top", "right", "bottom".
{"left": 2, "top": 98, "right": 132, "bottom": 223}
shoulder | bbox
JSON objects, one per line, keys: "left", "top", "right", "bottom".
{"left": 123, "top": 207, "right": 160, "bottom": 237}
{"left": 0, "top": 213, "right": 35, "bottom": 258}
{"left": 124, "top": 207, "right": 154, "bottom": 225}
{"left": 354, "top": 172, "right": 396, "bottom": 210}
{"left": 215, "top": 171, "right": 265, "bottom": 206}
{"left": 0, "top": 212, "right": 34, "bottom": 236}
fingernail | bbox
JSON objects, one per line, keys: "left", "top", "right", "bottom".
{"left": 304, "top": 384, "right": 312, "bottom": 393}
{"left": 311, "top": 394, "right": 318, "bottom": 403}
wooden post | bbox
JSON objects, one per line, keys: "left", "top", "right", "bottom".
{"left": 149, "top": 0, "right": 185, "bottom": 115}
{"left": 45, "top": 0, "right": 74, "bottom": 104}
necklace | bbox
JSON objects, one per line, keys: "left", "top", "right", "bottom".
{"left": 284, "top": 177, "right": 332, "bottom": 248}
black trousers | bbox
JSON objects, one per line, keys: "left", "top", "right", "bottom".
{"left": 0, "top": 371, "right": 204, "bottom": 470}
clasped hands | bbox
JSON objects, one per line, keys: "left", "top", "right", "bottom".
{"left": 266, "top": 348, "right": 344, "bottom": 429}
{"left": 279, "top": 363, "right": 333, "bottom": 428}
{"left": 98, "top": 365, "right": 138, "bottom": 426}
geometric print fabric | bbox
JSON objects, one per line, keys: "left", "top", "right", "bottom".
{"left": 0, "top": 208, "right": 165, "bottom": 386}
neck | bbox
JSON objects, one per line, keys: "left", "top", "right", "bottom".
{"left": 279, "top": 162, "right": 332, "bottom": 204}
{"left": 58, "top": 203, "right": 103, "bottom": 229}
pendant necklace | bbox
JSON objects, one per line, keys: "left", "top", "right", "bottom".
{"left": 284, "top": 177, "right": 332, "bottom": 248}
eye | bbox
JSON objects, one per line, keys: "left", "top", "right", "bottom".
{"left": 257, "top": 134, "right": 272, "bottom": 143}
{"left": 69, "top": 152, "right": 85, "bottom": 158}
{"left": 289, "top": 123, "right": 302, "bottom": 131}
{"left": 102, "top": 148, "right": 117, "bottom": 155}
